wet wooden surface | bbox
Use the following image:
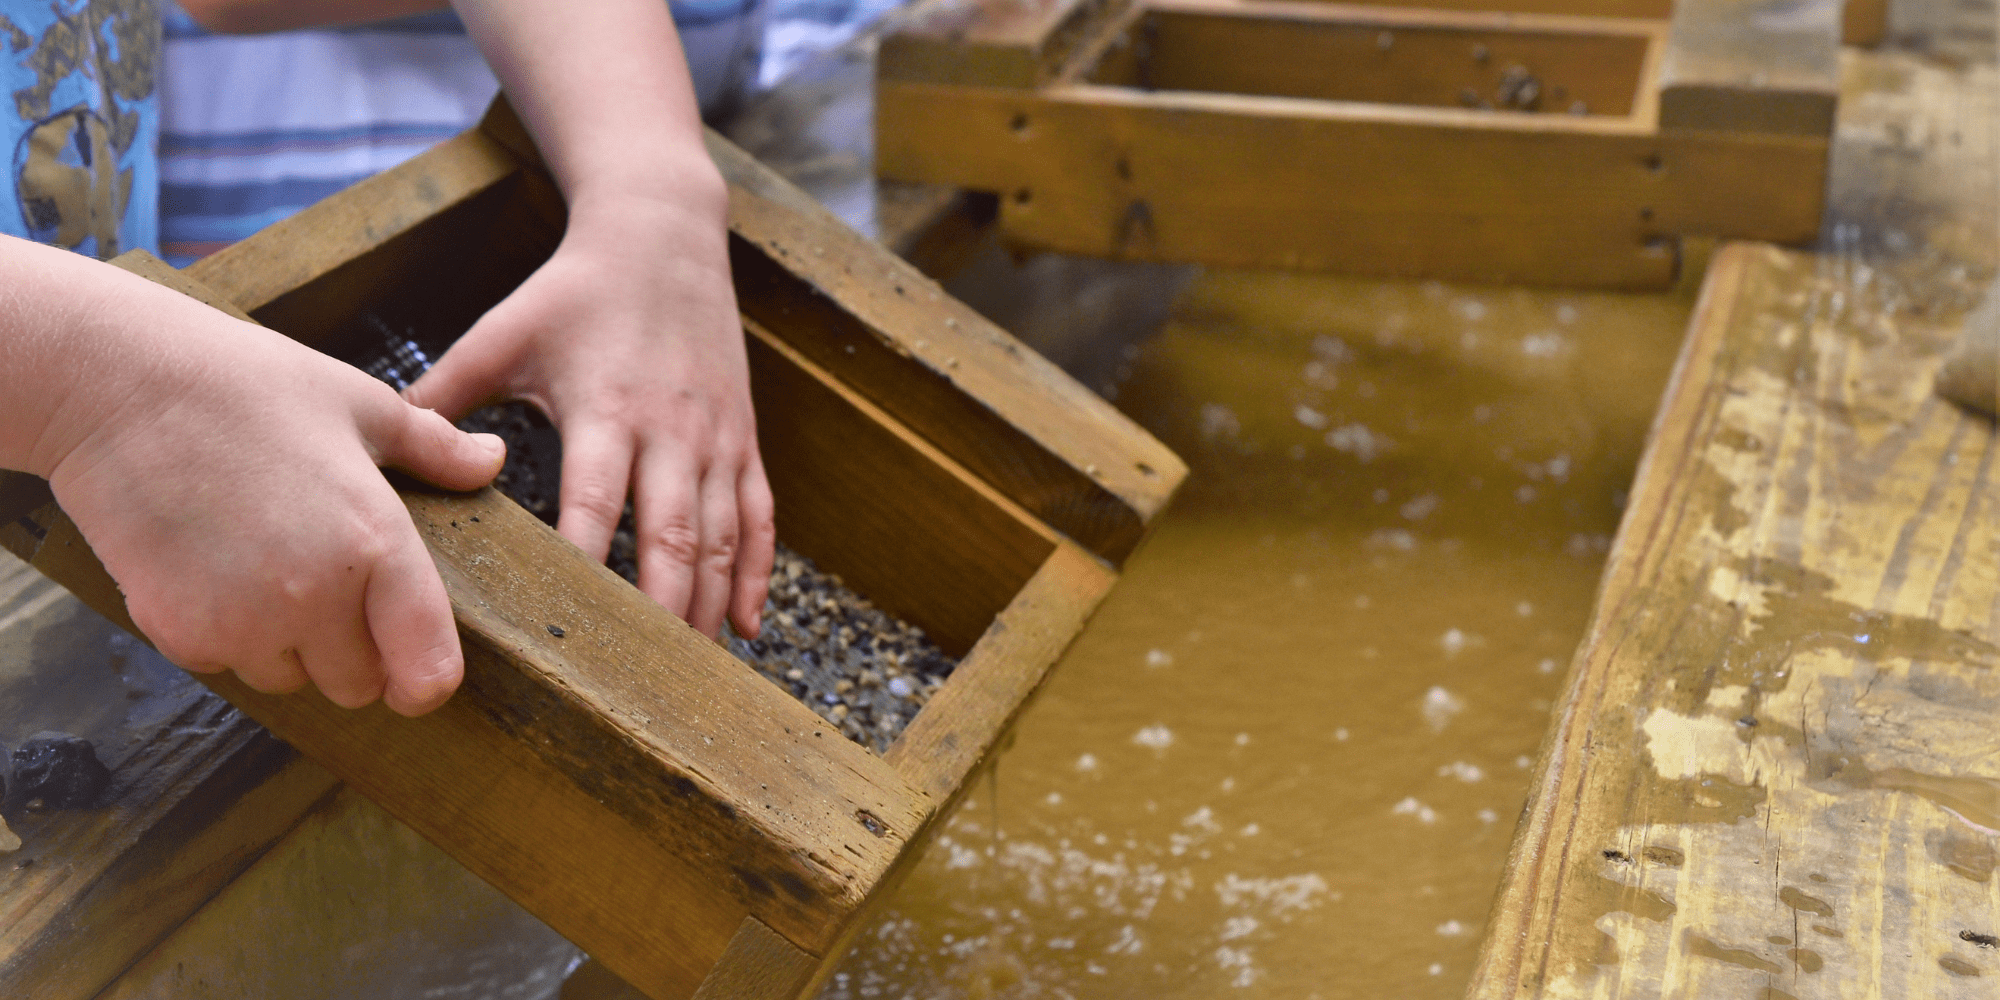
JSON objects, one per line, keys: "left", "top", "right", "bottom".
{"left": 1471, "top": 15, "right": 2000, "bottom": 998}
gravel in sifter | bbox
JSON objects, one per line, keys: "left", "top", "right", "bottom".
{"left": 724, "top": 546, "right": 956, "bottom": 754}
{"left": 345, "top": 323, "right": 959, "bottom": 754}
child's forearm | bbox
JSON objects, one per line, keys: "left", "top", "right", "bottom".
{"left": 447, "top": 0, "right": 727, "bottom": 219}
{"left": 175, "top": 0, "right": 449, "bottom": 33}
{"left": 0, "top": 237, "right": 185, "bottom": 479}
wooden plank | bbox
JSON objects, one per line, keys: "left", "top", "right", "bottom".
{"left": 1468, "top": 39, "right": 1999, "bottom": 999}
{"left": 1658, "top": 0, "right": 1842, "bottom": 135}
{"left": 878, "top": 80, "right": 1828, "bottom": 287}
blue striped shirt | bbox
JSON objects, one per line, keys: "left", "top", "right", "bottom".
{"left": 159, "top": 1, "right": 763, "bottom": 265}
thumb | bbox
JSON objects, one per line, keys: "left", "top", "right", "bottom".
{"left": 375, "top": 403, "right": 506, "bottom": 493}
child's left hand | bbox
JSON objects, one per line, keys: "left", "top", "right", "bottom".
{"left": 405, "top": 178, "right": 775, "bottom": 641}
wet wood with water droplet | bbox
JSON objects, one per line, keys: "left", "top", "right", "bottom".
{"left": 1470, "top": 39, "right": 2000, "bottom": 1000}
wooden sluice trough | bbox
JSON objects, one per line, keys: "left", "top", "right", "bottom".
{"left": 0, "top": 102, "right": 1184, "bottom": 1000}
{"left": 875, "top": 0, "right": 1846, "bottom": 289}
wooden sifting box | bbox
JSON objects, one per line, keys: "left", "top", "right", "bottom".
{"left": 875, "top": 0, "right": 1842, "bottom": 289}
{"left": 0, "top": 102, "right": 1184, "bottom": 1000}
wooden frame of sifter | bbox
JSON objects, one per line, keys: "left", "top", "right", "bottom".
{"left": 0, "top": 102, "right": 1184, "bottom": 1000}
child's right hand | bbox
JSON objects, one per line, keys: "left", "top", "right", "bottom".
{"left": 6, "top": 247, "right": 503, "bottom": 716}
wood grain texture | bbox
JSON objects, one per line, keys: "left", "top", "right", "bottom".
{"left": 0, "top": 671, "right": 336, "bottom": 1000}
{"left": 1468, "top": 41, "right": 1999, "bottom": 1000}
{"left": 877, "top": 79, "right": 1828, "bottom": 288}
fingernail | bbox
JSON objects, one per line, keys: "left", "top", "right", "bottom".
{"left": 474, "top": 433, "right": 506, "bottom": 459}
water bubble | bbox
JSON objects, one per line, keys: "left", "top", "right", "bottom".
{"left": 1326, "top": 424, "right": 1392, "bottom": 461}
{"left": 1200, "top": 403, "right": 1242, "bottom": 442}
{"left": 1392, "top": 797, "right": 1439, "bottom": 824}
{"left": 1516, "top": 601, "right": 1535, "bottom": 617}
{"left": 1133, "top": 725, "right": 1175, "bottom": 751}
{"left": 1235, "top": 732, "right": 1251, "bottom": 746}
{"left": 1146, "top": 648, "right": 1174, "bottom": 668}
{"left": 1076, "top": 753, "right": 1100, "bottom": 772}
{"left": 1522, "top": 331, "right": 1565, "bottom": 357}
{"left": 1436, "top": 920, "right": 1469, "bottom": 937}
{"left": 1400, "top": 494, "right": 1441, "bottom": 521}
{"left": 1422, "top": 686, "right": 1466, "bottom": 731}
{"left": 1538, "top": 658, "right": 1557, "bottom": 674}
{"left": 1333, "top": 728, "right": 1351, "bottom": 741}
{"left": 1437, "top": 761, "right": 1485, "bottom": 783}
{"left": 1295, "top": 405, "right": 1330, "bottom": 430}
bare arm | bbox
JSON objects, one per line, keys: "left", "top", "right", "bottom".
{"left": 400, "top": 0, "right": 776, "bottom": 639}
{"left": 0, "top": 235, "right": 502, "bottom": 714}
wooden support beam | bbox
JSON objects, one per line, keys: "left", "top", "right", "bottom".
{"left": 878, "top": 0, "right": 1838, "bottom": 288}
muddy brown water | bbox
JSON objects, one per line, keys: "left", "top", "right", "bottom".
{"left": 816, "top": 265, "right": 1701, "bottom": 999}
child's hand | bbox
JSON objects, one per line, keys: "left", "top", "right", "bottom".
{"left": 405, "top": 184, "right": 776, "bottom": 640}
{"left": 35, "top": 279, "right": 504, "bottom": 715}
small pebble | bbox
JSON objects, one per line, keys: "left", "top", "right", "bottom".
{"left": 11, "top": 733, "right": 109, "bottom": 810}
{"left": 546, "top": 625, "right": 565, "bottom": 638}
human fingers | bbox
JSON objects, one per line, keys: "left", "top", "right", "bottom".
{"left": 365, "top": 527, "right": 465, "bottom": 717}
{"left": 294, "top": 603, "right": 388, "bottom": 710}
{"left": 366, "top": 400, "right": 506, "bottom": 493}
{"left": 555, "top": 422, "right": 636, "bottom": 564}
{"left": 729, "top": 458, "right": 776, "bottom": 639}
{"left": 127, "top": 597, "right": 307, "bottom": 693}
{"left": 403, "top": 321, "right": 519, "bottom": 421}
{"left": 682, "top": 459, "right": 741, "bottom": 638}
{"left": 233, "top": 648, "right": 313, "bottom": 696}
{"left": 633, "top": 445, "right": 701, "bottom": 625}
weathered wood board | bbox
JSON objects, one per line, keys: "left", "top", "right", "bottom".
{"left": 1468, "top": 38, "right": 2000, "bottom": 999}
{"left": 0, "top": 105, "right": 1182, "bottom": 1000}
{"left": 877, "top": 0, "right": 1839, "bottom": 289}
